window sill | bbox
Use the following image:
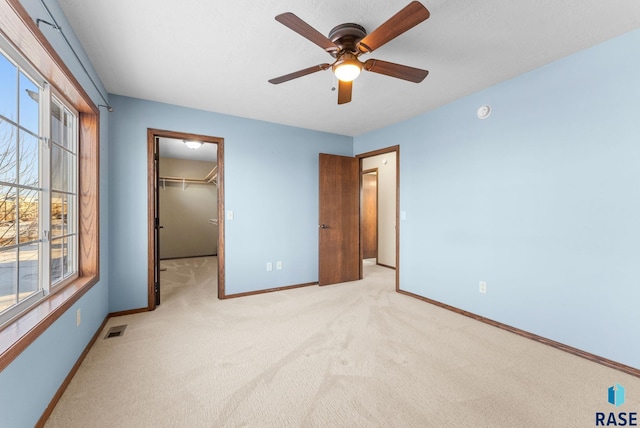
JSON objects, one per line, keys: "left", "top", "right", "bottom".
{"left": 0, "top": 275, "right": 98, "bottom": 372}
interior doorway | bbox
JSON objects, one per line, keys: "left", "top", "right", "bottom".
{"left": 147, "top": 129, "right": 225, "bottom": 310}
{"left": 358, "top": 146, "right": 399, "bottom": 286}
{"left": 362, "top": 169, "right": 378, "bottom": 260}
{"left": 317, "top": 146, "right": 399, "bottom": 289}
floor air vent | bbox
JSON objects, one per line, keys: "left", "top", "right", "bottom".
{"left": 104, "top": 324, "right": 127, "bottom": 339}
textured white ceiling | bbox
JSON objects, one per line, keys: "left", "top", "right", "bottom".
{"left": 58, "top": 0, "right": 640, "bottom": 136}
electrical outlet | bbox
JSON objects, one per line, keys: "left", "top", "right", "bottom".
{"left": 276, "top": 261, "right": 283, "bottom": 270}
{"left": 266, "top": 262, "right": 273, "bottom": 272}
{"left": 479, "top": 281, "right": 487, "bottom": 294}
{"left": 76, "top": 308, "right": 81, "bottom": 327}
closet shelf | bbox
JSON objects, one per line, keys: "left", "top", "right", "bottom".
{"left": 204, "top": 165, "right": 218, "bottom": 183}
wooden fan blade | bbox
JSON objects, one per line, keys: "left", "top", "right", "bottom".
{"left": 275, "top": 13, "right": 339, "bottom": 52}
{"left": 338, "top": 80, "right": 352, "bottom": 105}
{"left": 269, "top": 64, "right": 331, "bottom": 84}
{"left": 364, "top": 59, "right": 428, "bottom": 83}
{"left": 357, "top": 1, "right": 430, "bottom": 53}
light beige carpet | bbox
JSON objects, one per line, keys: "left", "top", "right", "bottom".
{"left": 45, "top": 257, "right": 640, "bottom": 427}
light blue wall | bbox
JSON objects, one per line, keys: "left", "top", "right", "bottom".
{"left": 108, "top": 95, "right": 352, "bottom": 311}
{"left": 0, "top": 1, "right": 110, "bottom": 426}
{"left": 355, "top": 29, "right": 640, "bottom": 369}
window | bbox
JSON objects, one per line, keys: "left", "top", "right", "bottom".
{"left": 0, "top": 0, "right": 99, "bottom": 373}
{"left": 50, "top": 97, "right": 78, "bottom": 286}
{"left": 0, "top": 41, "right": 79, "bottom": 325}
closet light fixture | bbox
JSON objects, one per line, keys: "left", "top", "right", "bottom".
{"left": 184, "top": 140, "right": 203, "bottom": 150}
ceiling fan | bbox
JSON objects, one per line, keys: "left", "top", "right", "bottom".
{"left": 268, "top": 1, "right": 430, "bottom": 105}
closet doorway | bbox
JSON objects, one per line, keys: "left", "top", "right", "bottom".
{"left": 147, "top": 129, "right": 225, "bottom": 310}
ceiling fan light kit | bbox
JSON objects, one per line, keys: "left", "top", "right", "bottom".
{"left": 269, "top": 1, "right": 430, "bottom": 104}
{"left": 333, "top": 53, "right": 362, "bottom": 82}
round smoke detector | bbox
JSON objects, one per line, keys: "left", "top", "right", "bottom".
{"left": 477, "top": 105, "right": 491, "bottom": 119}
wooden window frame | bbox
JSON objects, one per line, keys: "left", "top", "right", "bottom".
{"left": 0, "top": 0, "right": 99, "bottom": 372}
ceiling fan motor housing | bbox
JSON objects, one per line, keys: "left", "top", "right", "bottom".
{"left": 328, "top": 23, "right": 367, "bottom": 56}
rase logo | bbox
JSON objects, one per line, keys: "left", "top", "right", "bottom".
{"left": 596, "top": 384, "right": 637, "bottom": 426}
{"left": 610, "top": 384, "right": 626, "bottom": 407}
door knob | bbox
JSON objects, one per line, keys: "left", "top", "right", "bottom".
{"left": 319, "top": 224, "right": 328, "bottom": 229}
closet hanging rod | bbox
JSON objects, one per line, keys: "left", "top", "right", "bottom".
{"left": 159, "top": 176, "right": 215, "bottom": 184}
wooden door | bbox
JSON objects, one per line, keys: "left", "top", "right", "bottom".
{"left": 362, "top": 171, "right": 378, "bottom": 259}
{"left": 318, "top": 153, "right": 360, "bottom": 285}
